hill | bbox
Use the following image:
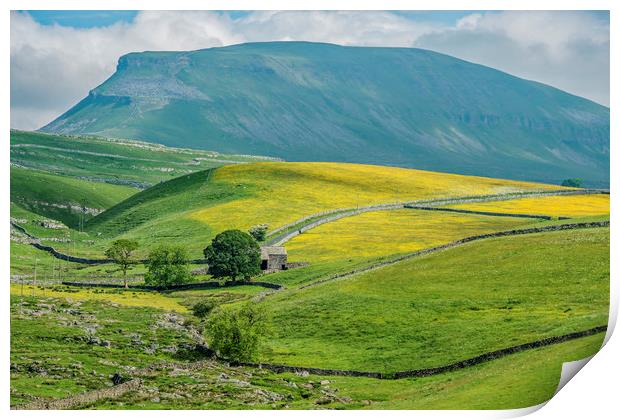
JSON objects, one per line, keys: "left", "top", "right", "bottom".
{"left": 259, "top": 226, "right": 609, "bottom": 372}
{"left": 40, "top": 42, "right": 609, "bottom": 186}
{"left": 84, "top": 161, "right": 561, "bottom": 257}
{"left": 10, "top": 130, "right": 277, "bottom": 189}
{"left": 9, "top": 130, "right": 278, "bottom": 229}
{"left": 10, "top": 167, "right": 137, "bottom": 228}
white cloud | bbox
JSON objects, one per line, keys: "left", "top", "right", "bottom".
{"left": 237, "top": 11, "right": 441, "bottom": 47}
{"left": 10, "top": 10, "right": 609, "bottom": 130}
{"left": 414, "top": 11, "right": 609, "bottom": 106}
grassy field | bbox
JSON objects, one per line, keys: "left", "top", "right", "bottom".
{"left": 286, "top": 209, "right": 536, "bottom": 262}
{"left": 10, "top": 130, "right": 279, "bottom": 257}
{"left": 11, "top": 130, "right": 274, "bottom": 187}
{"left": 448, "top": 193, "right": 609, "bottom": 218}
{"left": 190, "top": 162, "right": 561, "bottom": 234}
{"left": 327, "top": 332, "right": 604, "bottom": 409}
{"left": 11, "top": 167, "right": 138, "bottom": 228}
{"left": 10, "top": 292, "right": 605, "bottom": 409}
{"left": 258, "top": 227, "right": 609, "bottom": 372}
{"left": 10, "top": 284, "right": 187, "bottom": 312}
{"left": 83, "top": 162, "right": 562, "bottom": 258}
{"left": 9, "top": 142, "right": 609, "bottom": 410}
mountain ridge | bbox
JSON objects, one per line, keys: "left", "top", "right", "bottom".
{"left": 40, "top": 41, "right": 610, "bottom": 186}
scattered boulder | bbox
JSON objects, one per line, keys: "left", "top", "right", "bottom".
{"left": 39, "top": 220, "right": 67, "bottom": 230}
{"left": 111, "top": 373, "right": 124, "bottom": 385}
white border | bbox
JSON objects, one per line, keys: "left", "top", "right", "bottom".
{"left": 2, "top": 1, "right": 617, "bottom": 419}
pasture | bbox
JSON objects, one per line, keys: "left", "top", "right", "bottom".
{"left": 190, "top": 162, "right": 561, "bottom": 234}
{"left": 10, "top": 129, "right": 271, "bottom": 187}
{"left": 10, "top": 167, "right": 137, "bottom": 228}
{"left": 259, "top": 228, "right": 609, "bottom": 372}
{"left": 9, "top": 135, "right": 610, "bottom": 409}
{"left": 82, "top": 161, "right": 563, "bottom": 258}
{"left": 286, "top": 208, "right": 536, "bottom": 262}
{"left": 448, "top": 193, "right": 609, "bottom": 218}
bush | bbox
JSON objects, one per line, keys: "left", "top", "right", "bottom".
{"left": 144, "top": 245, "right": 192, "bottom": 287}
{"left": 192, "top": 300, "right": 216, "bottom": 319}
{"left": 204, "top": 230, "right": 261, "bottom": 281}
{"left": 248, "top": 224, "right": 269, "bottom": 242}
{"left": 561, "top": 178, "right": 583, "bottom": 188}
{"left": 205, "top": 304, "right": 267, "bottom": 362}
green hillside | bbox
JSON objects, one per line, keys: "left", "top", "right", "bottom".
{"left": 10, "top": 129, "right": 279, "bottom": 236}
{"left": 10, "top": 167, "right": 137, "bottom": 228}
{"left": 41, "top": 42, "right": 609, "bottom": 186}
{"left": 84, "top": 161, "right": 561, "bottom": 258}
{"left": 11, "top": 129, "right": 277, "bottom": 189}
{"left": 9, "top": 290, "right": 605, "bottom": 409}
{"left": 259, "top": 227, "right": 609, "bottom": 372}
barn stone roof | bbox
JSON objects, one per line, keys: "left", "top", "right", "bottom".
{"left": 260, "top": 246, "right": 287, "bottom": 259}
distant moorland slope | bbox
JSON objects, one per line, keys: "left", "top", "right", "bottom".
{"left": 41, "top": 42, "right": 609, "bottom": 186}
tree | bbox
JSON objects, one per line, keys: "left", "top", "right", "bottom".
{"left": 104, "top": 239, "right": 139, "bottom": 288}
{"left": 203, "top": 230, "right": 261, "bottom": 282}
{"left": 205, "top": 304, "right": 267, "bottom": 362}
{"left": 561, "top": 178, "right": 583, "bottom": 188}
{"left": 248, "top": 224, "right": 269, "bottom": 242}
{"left": 144, "top": 245, "right": 192, "bottom": 288}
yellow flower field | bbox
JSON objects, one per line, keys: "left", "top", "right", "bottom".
{"left": 190, "top": 162, "right": 560, "bottom": 234}
{"left": 10, "top": 284, "right": 188, "bottom": 312}
{"left": 447, "top": 194, "right": 609, "bottom": 218}
{"left": 286, "top": 209, "right": 534, "bottom": 262}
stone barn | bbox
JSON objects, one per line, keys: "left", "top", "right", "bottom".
{"left": 260, "top": 246, "right": 288, "bottom": 271}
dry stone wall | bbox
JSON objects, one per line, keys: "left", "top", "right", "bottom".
{"left": 15, "top": 378, "right": 143, "bottom": 410}
{"left": 267, "top": 189, "right": 607, "bottom": 246}
{"left": 233, "top": 325, "right": 606, "bottom": 380}
{"left": 299, "top": 221, "right": 610, "bottom": 290}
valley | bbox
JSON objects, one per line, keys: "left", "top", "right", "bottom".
{"left": 9, "top": 130, "right": 610, "bottom": 410}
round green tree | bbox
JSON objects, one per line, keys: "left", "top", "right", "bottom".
{"left": 144, "top": 245, "right": 192, "bottom": 288}
{"left": 204, "top": 229, "right": 261, "bottom": 281}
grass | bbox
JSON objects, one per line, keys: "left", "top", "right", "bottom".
{"left": 326, "top": 332, "right": 605, "bottom": 409}
{"left": 11, "top": 129, "right": 274, "bottom": 187}
{"left": 258, "top": 227, "right": 609, "bottom": 372}
{"left": 9, "top": 283, "right": 271, "bottom": 314}
{"left": 11, "top": 166, "right": 137, "bottom": 228}
{"left": 448, "top": 193, "right": 610, "bottom": 218}
{"left": 10, "top": 130, "right": 278, "bottom": 257}
{"left": 10, "top": 296, "right": 199, "bottom": 406}
{"left": 10, "top": 293, "right": 606, "bottom": 409}
{"left": 84, "top": 169, "right": 237, "bottom": 257}
{"left": 10, "top": 284, "right": 188, "bottom": 313}
{"left": 190, "top": 162, "right": 561, "bottom": 233}
{"left": 10, "top": 292, "right": 606, "bottom": 409}
{"left": 8, "top": 142, "right": 609, "bottom": 409}
{"left": 286, "top": 209, "right": 536, "bottom": 262}
{"left": 9, "top": 242, "right": 83, "bottom": 277}
{"left": 84, "top": 161, "right": 562, "bottom": 258}
{"left": 10, "top": 202, "right": 112, "bottom": 259}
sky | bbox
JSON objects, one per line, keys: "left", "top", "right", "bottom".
{"left": 10, "top": 10, "right": 610, "bottom": 130}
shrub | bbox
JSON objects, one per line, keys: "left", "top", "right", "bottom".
{"left": 561, "top": 178, "right": 583, "bottom": 188}
{"left": 205, "top": 304, "right": 267, "bottom": 362}
{"left": 192, "top": 300, "right": 216, "bottom": 319}
{"left": 203, "top": 230, "right": 261, "bottom": 281}
{"left": 248, "top": 224, "right": 269, "bottom": 242}
{"left": 144, "top": 245, "right": 192, "bottom": 288}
